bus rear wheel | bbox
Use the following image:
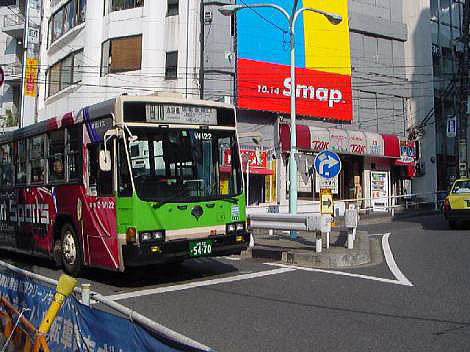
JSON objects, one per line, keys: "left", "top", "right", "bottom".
{"left": 61, "top": 224, "right": 83, "bottom": 277}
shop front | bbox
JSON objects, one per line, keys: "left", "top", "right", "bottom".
{"left": 221, "top": 146, "right": 274, "bottom": 205}
{"left": 279, "top": 124, "right": 401, "bottom": 209}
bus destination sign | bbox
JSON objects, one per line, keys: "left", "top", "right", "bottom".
{"left": 146, "top": 104, "right": 217, "bottom": 125}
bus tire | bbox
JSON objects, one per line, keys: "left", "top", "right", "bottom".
{"left": 60, "top": 224, "right": 83, "bottom": 277}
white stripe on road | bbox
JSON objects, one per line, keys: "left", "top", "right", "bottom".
{"left": 265, "top": 233, "right": 413, "bottom": 287}
{"left": 105, "top": 267, "right": 297, "bottom": 301}
{"left": 382, "top": 232, "right": 414, "bottom": 286}
{"left": 266, "top": 263, "right": 410, "bottom": 286}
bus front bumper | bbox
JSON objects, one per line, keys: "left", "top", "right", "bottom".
{"left": 122, "top": 232, "right": 250, "bottom": 267}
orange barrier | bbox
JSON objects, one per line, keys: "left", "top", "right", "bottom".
{"left": 0, "top": 296, "right": 49, "bottom": 352}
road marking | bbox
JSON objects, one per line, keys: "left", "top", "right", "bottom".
{"left": 382, "top": 232, "right": 413, "bottom": 286}
{"left": 105, "top": 267, "right": 297, "bottom": 301}
{"left": 266, "top": 263, "right": 410, "bottom": 286}
{"left": 222, "top": 256, "right": 241, "bottom": 261}
{"left": 265, "top": 233, "right": 413, "bottom": 287}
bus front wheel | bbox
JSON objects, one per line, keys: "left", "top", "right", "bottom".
{"left": 61, "top": 224, "right": 83, "bottom": 277}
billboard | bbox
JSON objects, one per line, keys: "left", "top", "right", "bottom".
{"left": 236, "top": 0, "right": 352, "bottom": 121}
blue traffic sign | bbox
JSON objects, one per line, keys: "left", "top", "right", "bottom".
{"left": 314, "top": 150, "right": 342, "bottom": 179}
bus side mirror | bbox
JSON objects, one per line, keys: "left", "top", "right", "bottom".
{"left": 99, "top": 150, "right": 112, "bottom": 172}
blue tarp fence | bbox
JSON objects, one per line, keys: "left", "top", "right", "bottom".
{"left": 0, "top": 266, "right": 205, "bottom": 352}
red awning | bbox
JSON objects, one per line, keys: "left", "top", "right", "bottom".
{"left": 279, "top": 124, "right": 311, "bottom": 152}
{"left": 382, "top": 134, "right": 400, "bottom": 158}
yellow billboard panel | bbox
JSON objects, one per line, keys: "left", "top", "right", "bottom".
{"left": 303, "top": 0, "right": 352, "bottom": 76}
{"left": 24, "top": 57, "right": 38, "bottom": 97}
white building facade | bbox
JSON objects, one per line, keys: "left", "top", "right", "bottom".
{"left": 38, "top": 0, "right": 200, "bottom": 119}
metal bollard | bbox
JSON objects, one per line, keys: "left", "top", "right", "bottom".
{"left": 325, "top": 231, "right": 330, "bottom": 249}
{"left": 81, "top": 283, "right": 91, "bottom": 306}
{"left": 315, "top": 231, "right": 322, "bottom": 253}
{"left": 347, "top": 231, "right": 354, "bottom": 249}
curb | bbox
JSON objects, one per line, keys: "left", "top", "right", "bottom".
{"left": 244, "top": 230, "right": 372, "bottom": 268}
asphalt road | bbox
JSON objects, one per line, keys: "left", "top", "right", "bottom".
{"left": 2, "top": 213, "right": 470, "bottom": 351}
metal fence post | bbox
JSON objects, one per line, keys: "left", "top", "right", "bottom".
{"left": 347, "top": 230, "right": 354, "bottom": 249}
{"left": 434, "top": 192, "right": 439, "bottom": 210}
{"left": 315, "top": 231, "right": 322, "bottom": 253}
{"left": 81, "top": 283, "right": 91, "bottom": 307}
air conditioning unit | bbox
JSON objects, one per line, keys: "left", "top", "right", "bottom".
{"left": 415, "top": 161, "right": 426, "bottom": 177}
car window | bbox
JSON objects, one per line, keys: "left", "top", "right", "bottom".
{"left": 452, "top": 181, "right": 470, "bottom": 194}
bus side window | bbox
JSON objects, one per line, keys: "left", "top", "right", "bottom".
{"left": 48, "top": 130, "right": 65, "bottom": 182}
{"left": 87, "top": 144, "right": 113, "bottom": 197}
{"left": 0, "top": 144, "right": 13, "bottom": 187}
{"left": 67, "top": 126, "right": 82, "bottom": 181}
{"left": 16, "top": 140, "right": 27, "bottom": 184}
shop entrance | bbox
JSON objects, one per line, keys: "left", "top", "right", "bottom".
{"left": 340, "top": 156, "right": 364, "bottom": 200}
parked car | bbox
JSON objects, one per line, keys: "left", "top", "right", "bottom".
{"left": 443, "top": 178, "right": 470, "bottom": 228}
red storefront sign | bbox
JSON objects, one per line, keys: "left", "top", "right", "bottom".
{"left": 223, "top": 149, "right": 272, "bottom": 175}
{"left": 237, "top": 59, "right": 353, "bottom": 121}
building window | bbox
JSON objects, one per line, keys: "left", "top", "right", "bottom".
{"left": 165, "top": 51, "right": 178, "bottom": 80}
{"left": 109, "top": 0, "right": 144, "bottom": 13}
{"left": 101, "top": 35, "right": 142, "bottom": 75}
{"left": 167, "top": 0, "right": 178, "bottom": 16}
{"left": 48, "top": 0, "right": 87, "bottom": 46}
{"left": 47, "top": 50, "right": 84, "bottom": 97}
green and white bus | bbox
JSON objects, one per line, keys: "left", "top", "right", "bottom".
{"left": 0, "top": 94, "right": 248, "bottom": 276}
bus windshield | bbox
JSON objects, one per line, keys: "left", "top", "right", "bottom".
{"left": 126, "top": 127, "right": 243, "bottom": 202}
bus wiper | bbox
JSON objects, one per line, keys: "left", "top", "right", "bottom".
{"left": 152, "top": 187, "right": 188, "bottom": 208}
{"left": 218, "top": 197, "right": 239, "bottom": 204}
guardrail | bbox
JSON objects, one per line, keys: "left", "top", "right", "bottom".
{"left": 248, "top": 208, "right": 360, "bottom": 252}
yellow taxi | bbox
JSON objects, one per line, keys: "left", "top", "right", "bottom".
{"left": 443, "top": 178, "right": 470, "bottom": 228}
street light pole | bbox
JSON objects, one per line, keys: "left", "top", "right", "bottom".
{"left": 219, "top": 3, "right": 342, "bottom": 239}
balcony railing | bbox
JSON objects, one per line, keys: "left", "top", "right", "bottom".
{"left": 3, "top": 13, "right": 25, "bottom": 28}
{"left": 3, "top": 63, "right": 23, "bottom": 80}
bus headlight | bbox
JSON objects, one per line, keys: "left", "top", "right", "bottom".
{"left": 139, "top": 231, "right": 165, "bottom": 243}
{"left": 226, "top": 222, "right": 245, "bottom": 235}
{"left": 226, "top": 223, "right": 236, "bottom": 234}
{"left": 236, "top": 222, "right": 245, "bottom": 232}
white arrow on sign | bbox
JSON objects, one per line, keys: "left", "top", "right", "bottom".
{"left": 319, "top": 157, "right": 339, "bottom": 177}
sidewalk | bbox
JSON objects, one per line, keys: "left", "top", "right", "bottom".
{"left": 243, "top": 207, "right": 439, "bottom": 268}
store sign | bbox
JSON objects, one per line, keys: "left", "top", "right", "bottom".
{"left": 145, "top": 104, "right": 217, "bottom": 125}
{"left": 396, "top": 141, "right": 416, "bottom": 165}
{"left": 310, "top": 127, "right": 331, "bottom": 151}
{"left": 348, "top": 130, "right": 367, "bottom": 155}
{"left": 236, "top": 0, "right": 352, "bottom": 121}
{"left": 316, "top": 174, "right": 339, "bottom": 194}
{"left": 24, "top": 57, "right": 38, "bottom": 97}
{"left": 223, "top": 149, "right": 267, "bottom": 170}
{"left": 365, "top": 132, "right": 384, "bottom": 156}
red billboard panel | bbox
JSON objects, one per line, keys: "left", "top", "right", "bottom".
{"left": 237, "top": 59, "right": 352, "bottom": 121}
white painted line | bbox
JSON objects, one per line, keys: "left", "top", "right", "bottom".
{"left": 266, "top": 263, "right": 409, "bottom": 286}
{"left": 222, "top": 256, "right": 241, "bottom": 261}
{"left": 106, "top": 267, "right": 297, "bottom": 301}
{"left": 382, "top": 233, "right": 413, "bottom": 286}
{"left": 264, "top": 232, "right": 413, "bottom": 287}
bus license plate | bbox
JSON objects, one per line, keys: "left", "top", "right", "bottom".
{"left": 189, "top": 239, "right": 213, "bottom": 257}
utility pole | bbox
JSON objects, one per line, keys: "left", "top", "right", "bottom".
{"left": 458, "top": 0, "right": 470, "bottom": 178}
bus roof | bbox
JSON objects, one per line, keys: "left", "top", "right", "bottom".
{"left": 0, "top": 94, "right": 235, "bottom": 143}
